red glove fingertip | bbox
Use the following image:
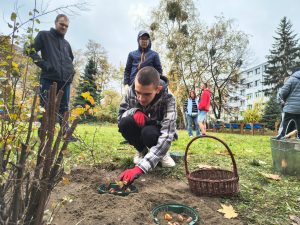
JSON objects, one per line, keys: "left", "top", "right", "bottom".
{"left": 119, "top": 172, "right": 125, "bottom": 181}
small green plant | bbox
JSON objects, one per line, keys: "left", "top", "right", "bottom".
{"left": 243, "top": 101, "right": 264, "bottom": 123}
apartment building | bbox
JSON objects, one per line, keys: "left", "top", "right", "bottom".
{"left": 227, "top": 62, "right": 271, "bottom": 121}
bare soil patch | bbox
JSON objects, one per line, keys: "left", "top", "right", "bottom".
{"left": 49, "top": 165, "right": 243, "bottom": 225}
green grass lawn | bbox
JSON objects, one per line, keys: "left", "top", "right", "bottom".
{"left": 67, "top": 123, "right": 300, "bottom": 225}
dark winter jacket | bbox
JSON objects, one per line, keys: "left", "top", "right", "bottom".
{"left": 29, "top": 28, "right": 75, "bottom": 83}
{"left": 118, "top": 76, "right": 177, "bottom": 173}
{"left": 123, "top": 30, "right": 163, "bottom": 85}
{"left": 279, "top": 70, "right": 300, "bottom": 114}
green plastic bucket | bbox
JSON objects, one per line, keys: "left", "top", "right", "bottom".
{"left": 270, "top": 138, "right": 300, "bottom": 175}
{"left": 151, "top": 203, "right": 199, "bottom": 225}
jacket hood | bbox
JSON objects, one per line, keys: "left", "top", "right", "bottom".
{"left": 159, "top": 75, "right": 168, "bottom": 91}
{"left": 137, "top": 30, "right": 151, "bottom": 51}
{"left": 292, "top": 70, "right": 300, "bottom": 80}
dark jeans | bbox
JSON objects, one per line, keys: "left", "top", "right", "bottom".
{"left": 279, "top": 112, "right": 300, "bottom": 138}
{"left": 118, "top": 116, "right": 161, "bottom": 152}
{"left": 40, "top": 78, "right": 71, "bottom": 125}
{"left": 186, "top": 114, "right": 200, "bottom": 136}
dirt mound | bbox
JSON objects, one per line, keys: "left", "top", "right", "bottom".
{"left": 49, "top": 166, "right": 242, "bottom": 225}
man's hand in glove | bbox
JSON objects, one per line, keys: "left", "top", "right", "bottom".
{"left": 133, "top": 111, "right": 147, "bottom": 127}
{"left": 119, "top": 166, "right": 143, "bottom": 184}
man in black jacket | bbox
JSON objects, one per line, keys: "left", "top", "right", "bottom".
{"left": 29, "top": 14, "right": 76, "bottom": 141}
{"left": 123, "top": 30, "right": 162, "bottom": 87}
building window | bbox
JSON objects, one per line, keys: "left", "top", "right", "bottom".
{"left": 240, "top": 100, "right": 245, "bottom": 106}
{"left": 240, "top": 79, "right": 245, "bottom": 84}
{"left": 247, "top": 71, "right": 253, "bottom": 77}
{"left": 255, "top": 80, "right": 260, "bottom": 86}
{"left": 247, "top": 82, "right": 253, "bottom": 88}
{"left": 255, "top": 68, "right": 260, "bottom": 74}
{"left": 247, "top": 93, "right": 252, "bottom": 99}
{"left": 247, "top": 104, "right": 252, "bottom": 109}
{"left": 240, "top": 90, "right": 245, "bottom": 96}
{"left": 255, "top": 92, "right": 260, "bottom": 98}
{"left": 264, "top": 65, "right": 268, "bottom": 72}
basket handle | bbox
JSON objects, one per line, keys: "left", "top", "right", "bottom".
{"left": 184, "top": 135, "right": 238, "bottom": 178}
{"left": 284, "top": 119, "right": 298, "bottom": 138}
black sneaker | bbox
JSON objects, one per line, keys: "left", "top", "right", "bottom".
{"left": 275, "top": 135, "right": 283, "bottom": 140}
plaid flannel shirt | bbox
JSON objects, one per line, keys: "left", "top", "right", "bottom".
{"left": 118, "top": 85, "right": 177, "bottom": 173}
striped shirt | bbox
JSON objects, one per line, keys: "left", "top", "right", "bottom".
{"left": 118, "top": 85, "right": 177, "bottom": 173}
{"left": 183, "top": 98, "right": 198, "bottom": 114}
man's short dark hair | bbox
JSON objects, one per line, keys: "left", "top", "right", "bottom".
{"left": 136, "top": 66, "right": 160, "bottom": 87}
{"left": 55, "top": 14, "right": 69, "bottom": 23}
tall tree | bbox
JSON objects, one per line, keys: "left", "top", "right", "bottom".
{"left": 73, "top": 58, "right": 98, "bottom": 108}
{"left": 148, "top": 1, "right": 249, "bottom": 120}
{"left": 148, "top": 0, "right": 205, "bottom": 123}
{"left": 85, "top": 40, "right": 111, "bottom": 100}
{"left": 264, "top": 17, "right": 300, "bottom": 93}
{"left": 204, "top": 17, "right": 249, "bottom": 119}
{"left": 262, "top": 91, "right": 282, "bottom": 130}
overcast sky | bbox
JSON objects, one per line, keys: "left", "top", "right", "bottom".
{"left": 1, "top": 0, "right": 300, "bottom": 69}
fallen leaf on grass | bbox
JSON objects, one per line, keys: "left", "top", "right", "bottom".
{"left": 215, "top": 151, "right": 231, "bottom": 156}
{"left": 290, "top": 215, "right": 300, "bottom": 225}
{"left": 197, "top": 164, "right": 220, "bottom": 169}
{"left": 217, "top": 204, "right": 238, "bottom": 219}
{"left": 260, "top": 172, "right": 281, "bottom": 181}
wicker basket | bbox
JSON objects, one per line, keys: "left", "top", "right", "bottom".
{"left": 184, "top": 135, "right": 239, "bottom": 196}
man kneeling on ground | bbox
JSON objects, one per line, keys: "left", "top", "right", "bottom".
{"left": 118, "top": 66, "right": 177, "bottom": 184}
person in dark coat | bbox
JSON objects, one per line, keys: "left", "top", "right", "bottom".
{"left": 123, "top": 30, "right": 162, "bottom": 87}
{"left": 29, "top": 14, "right": 76, "bottom": 141}
{"left": 277, "top": 67, "right": 300, "bottom": 139}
